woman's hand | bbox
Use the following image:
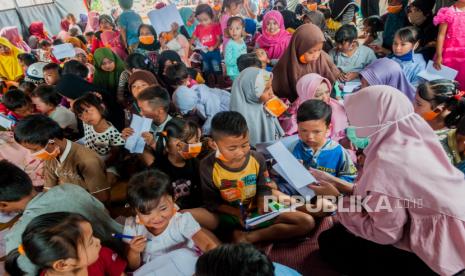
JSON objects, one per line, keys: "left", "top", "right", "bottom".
{"left": 309, "top": 168, "right": 354, "bottom": 195}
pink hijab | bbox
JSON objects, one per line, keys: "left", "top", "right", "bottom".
{"left": 343, "top": 85, "right": 465, "bottom": 274}
{"left": 0, "top": 26, "right": 31, "bottom": 53}
{"left": 100, "top": 30, "right": 128, "bottom": 60}
{"left": 280, "top": 73, "right": 348, "bottom": 142}
{"left": 85, "top": 11, "right": 100, "bottom": 33}
{"left": 256, "top": 10, "right": 291, "bottom": 60}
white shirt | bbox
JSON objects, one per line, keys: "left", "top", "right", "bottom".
{"left": 123, "top": 212, "right": 201, "bottom": 263}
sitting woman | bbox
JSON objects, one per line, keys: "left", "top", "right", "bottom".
{"left": 256, "top": 10, "right": 292, "bottom": 62}
{"left": 359, "top": 58, "right": 416, "bottom": 102}
{"left": 272, "top": 24, "right": 340, "bottom": 102}
{"left": 93, "top": 48, "right": 125, "bottom": 98}
{"left": 0, "top": 37, "right": 24, "bottom": 81}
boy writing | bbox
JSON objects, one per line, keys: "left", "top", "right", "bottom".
{"left": 197, "top": 111, "right": 315, "bottom": 243}
{"left": 14, "top": 115, "right": 110, "bottom": 202}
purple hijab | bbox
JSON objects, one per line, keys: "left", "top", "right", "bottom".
{"left": 360, "top": 58, "right": 416, "bottom": 102}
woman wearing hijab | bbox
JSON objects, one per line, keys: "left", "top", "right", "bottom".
{"left": 56, "top": 74, "right": 125, "bottom": 131}
{"left": 78, "top": 14, "right": 88, "bottom": 33}
{"left": 28, "top": 22, "right": 51, "bottom": 44}
{"left": 314, "top": 85, "right": 465, "bottom": 275}
{"left": 360, "top": 58, "right": 416, "bottom": 102}
{"left": 256, "top": 10, "right": 292, "bottom": 61}
{"left": 282, "top": 73, "right": 348, "bottom": 141}
{"left": 85, "top": 11, "right": 100, "bottom": 33}
{"left": 125, "top": 70, "right": 159, "bottom": 121}
{"left": 93, "top": 48, "right": 125, "bottom": 97}
{"left": 179, "top": 7, "right": 198, "bottom": 38}
{"left": 230, "top": 67, "right": 284, "bottom": 146}
{"left": 407, "top": 0, "right": 438, "bottom": 61}
{"left": 0, "top": 26, "right": 31, "bottom": 53}
{"left": 328, "top": 0, "right": 359, "bottom": 25}
{"left": 272, "top": 24, "right": 340, "bottom": 102}
{"left": 135, "top": 24, "right": 160, "bottom": 54}
{"left": 0, "top": 37, "right": 24, "bottom": 81}
{"left": 91, "top": 14, "right": 119, "bottom": 54}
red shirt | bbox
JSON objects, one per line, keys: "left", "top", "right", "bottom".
{"left": 193, "top": 23, "right": 222, "bottom": 48}
{"left": 40, "top": 247, "right": 126, "bottom": 276}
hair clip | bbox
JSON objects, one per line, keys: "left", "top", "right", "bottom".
{"left": 18, "top": 244, "right": 25, "bottom": 256}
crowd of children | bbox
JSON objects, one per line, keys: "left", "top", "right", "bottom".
{"left": 1, "top": 0, "right": 465, "bottom": 275}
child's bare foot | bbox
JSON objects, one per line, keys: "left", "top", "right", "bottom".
{"left": 232, "top": 229, "right": 250, "bottom": 243}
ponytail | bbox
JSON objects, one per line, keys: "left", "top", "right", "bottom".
{"left": 154, "top": 118, "right": 200, "bottom": 156}
{"left": 445, "top": 96, "right": 465, "bottom": 128}
{"left": 5, "top": 249, "right": 24, "bottom": 276}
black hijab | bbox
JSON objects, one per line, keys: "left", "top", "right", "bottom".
{"left": 137, "top": 24, "right": 160, "bottom": 51}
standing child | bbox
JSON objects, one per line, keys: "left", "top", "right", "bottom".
{"left": 30, "top": 85, "right": 77, "bottom": 132}
{"left": 390, "top": 26, "right": 426, "bottom": 87}
{"left": 5, "top": 212, "right": 127, "bottom": 276}
{"left": 433, "top": 0, "right": 465, "bottom": 89}
{"left": 224, "top": 17, "right": 247, "bottom": 81}
{"left": 151, "top": 118, "right": 204, "bottom": 210}
{"left": 256, "top": 11, "right": 291, "bottom": 62}
{"left": 191, "top": 4, "right": 223, "bottom": 86}
{"left": 219, "top": 0, "right": 243, "bottom": 49}
{"left": 196, "top": 111, "right": 315, "bottom": 243}
{"left": 124, "top": 170, "right": 218, "bottom": 270}
{"left": 230, "top": 67, "right": 284, "bottom": 145}
{"left": 117, "top": 0, "right": 143, "bottom": 53}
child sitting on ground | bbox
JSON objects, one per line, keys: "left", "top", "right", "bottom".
{"left": 195, "top": 111, "right": 315, "bottom": 243}
{"left": 287, "top": 100, "right": 357, "bottom": 192}
{"left": 124, "top": 170, "right": 218, "bottom": 270}
{"left": 166, "top": 63, "right": 230, "bottom": 135}
{"left": 5, "top": 212, "right": 126, "bottom": 276}
{"left": 2, "top": 89, "right": 34, "bottom": 125}
{"left": 14, "top": 115, "right": 110, "bottom": 203}
{"left": 30, "top": 85, "right": 77, "bottom": 133}
{"left": 329, "top": 24, "right": 377, "bottom": 82}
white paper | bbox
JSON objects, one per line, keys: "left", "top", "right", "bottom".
{"left": 0, "top": 114, "right": 13, "bottom": 130}
{"left": 134, "top": 248, "right": 198, "bottom": 276}
{"left": 52, "top": 43, "right": 76, "bottom": 59}
{"left": 273, "top": 163, "right": 315, "bottom": 198}
{"left": 148, "top": 4, "right": 185, "bottom": 35}
{"left": 418, "top": 60, "right": 458, "bottom": 81}
{"left": 125, "top": 115, "right": 153, "bottom": 154}
{"left": 267, "top": 141, "right": 316, "bottom": 196}
{"left": 343, "top": 80, "right": 361, "bottom": 93}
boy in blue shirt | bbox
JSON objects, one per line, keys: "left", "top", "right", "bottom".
{"left": 285, "top": 100, "right": 356, "bottom": 195}
{"left": 118, "top": 0, "right": 143, "bottom": 52}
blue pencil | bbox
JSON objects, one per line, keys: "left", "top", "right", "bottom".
{"left": 112, "top": 233, "right": 152, "bottom": 241}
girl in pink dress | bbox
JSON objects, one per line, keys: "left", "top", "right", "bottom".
{"left": 433, "top": 0, "right": 465, "bottom": 89}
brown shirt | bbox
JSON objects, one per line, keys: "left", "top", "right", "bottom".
{"left": 44, "top": 140, "right": 109, "bottom": 194}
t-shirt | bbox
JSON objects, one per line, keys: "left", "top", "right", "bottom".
{"left": 49, "top": 105, "right": 78, "bottom": 132}
{"left": 151, "top": 153, "right": 203, "bottom": 209}
{"left": 200, "top": 150, "right": 271, "bottom": 212}
{"left": 118, "top": 9, "right": 143, "bottom": 46}
{"left": 329, "top": 45, "right": 377, "bottom": 73}
{"left": 83, "top": 122, "right": 125, "bottom": 156}
{"left": 40, "top": 247, "right": 126, "bottom": 276}
{"left": 123, "top": 212, "right": 201, "bottom": 263}
{"left": 193, "top": 23, "right": 222, "bottom": 48}
{"left": 224, "top": 39, "right": 247, "bottom": 80}
{"left": 5, "top": 184, "right": 123, "bottom": 275}
{"left": 43, "top": 140, "right": 110, "bottom": 194}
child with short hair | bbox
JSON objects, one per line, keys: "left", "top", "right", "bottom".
{"left": 390, "top": 26, "right": 426, "bottom": 87}
{"left": 191, "top": 4, "right": 223, "bottom": 86}
{"left": 224, "top": 17, "right": 247, "bottom": 81}
{"left": 151, "top": 118, "right": 203, "bottom": 209}
{"left": 124, "top": 170, "right": 218, "bottom": 270}
{"left": 37, "top": 40, "right": 53, "bottom": 62}
{"left": 288, "top": 100, "right": 356, "bottom": 188}
{"left": 72, "top": 93, "right": 125, "bottom": 160}
{"left": 166, "top": 63, "right": 230, "bottom": 134}
{"left": 30, "top": 85, "right": 77, "bottom": 132}
{"left": 5, "top": 212, "right": 126, "bottom": 276}
{"left": 18, "top": 81, "right": 37, "bottom": 96}
{"left": 42, "top": 62, "right": 62, "bottom": 85}
{"left": 329, "top": 24, "right": 377, "bottom": 82}
{"left": 14, "top": 115, "right": 110, "bottom": 202}
{"left": 2, "top": 89, "right": 34, "bottom": 124}
{"left": 237, "top": 53, "right": 262, "bottom": 72}
{"left": 197, "top": 111, "right": 315, "bottom": 243}
{"left": 117, "top": 0, "right": 143, "bottom": 52}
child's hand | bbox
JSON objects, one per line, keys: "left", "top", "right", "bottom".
{"left": 308, "top": 181, "right": 340, "bottom": 197}
{"left": 141, "top": 131, "right": 155, "bottom": 148}
{"left": 121, "top": 127, "right": 134, "bottom": 140}
{"left": 337, "top": 73, "right": 348, "bottom": 82}
{"left": 344, "top": 72, "right": 359, "bottom": 81}
{"left": 434, "top": 55, "right": 442, "bottom": 70}
{"left": 129, "top": 236, "right": 147, "bottom": 253}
